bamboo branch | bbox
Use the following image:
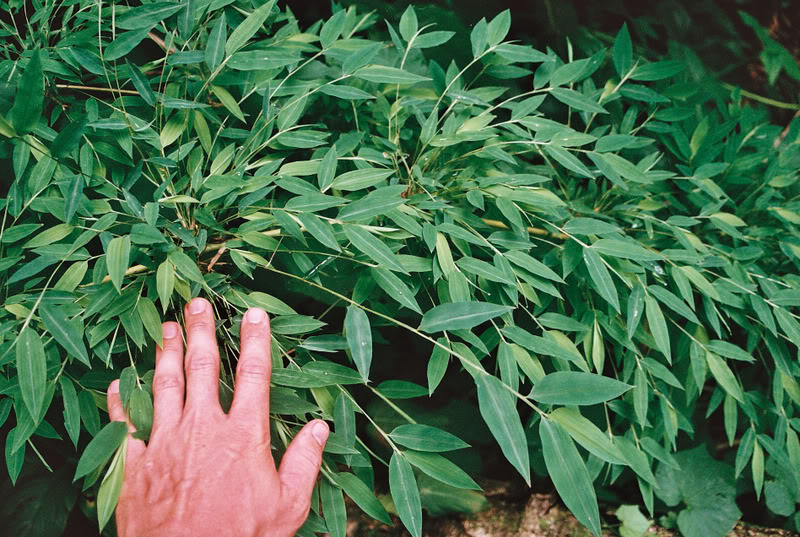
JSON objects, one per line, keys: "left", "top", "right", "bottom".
{"left": 481, "top": 218, "right": 568, "bottom": 240}
{"left": 55, "top": 84, "right": 138, "bottom": 95}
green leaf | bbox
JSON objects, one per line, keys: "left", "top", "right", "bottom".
{"left": 296, "top": 213, "right": 340, "bottom": 252}
{"left": 106, "top": 235, "right": 131, "bottom": 293}
{"left": 377, "top": 380, "right": 427, "bottom": 399}
{"left": 39, "top": 304, "right": 89, "bottom": 366}
{"left": 337, "top": 185, "right": 406, "bottom": 222}
{"left": 612, "top": 23, "right": 633, "bottom": 76}
{"left": 539, "top": 418, "right": 602, "bottom": 537}
{"left": 399, "top": 6, "right": 418, "bottom": 41}
{"left": 353, "top": 65, "right": 431, "bottom": 84}
{"left": 329, "top": 167, "right": 394, "bottom": 191}
{"left": 544, "top": 145, "right": 593, "bottom": 178}
{"left": 706, "top": 340, "right": 754, "bottom": 362}
{"left": 371, "top": 267, "right": 422, "bottom": 314}
{"left": 210, "top": 85, "right": 245, "bottom": 122}
{"left": 457, "top": 256, "right": 515, "bottom": 285}
{"left": 156, "top": 261, "right": 175, "bottom": 313}
{"left": 505, "top": 250, "right": 564, "bottom": 283}
{"left": 706, "top": 352, "right": 744, "bottom": 403}
{"left": 317, "top": 144, "right": 337, "bottom": 191}
{"left": 126, "top": 60, "right": 155, "bottom": 106}
{"left": 645, "top": 294, "right": 671, "bottom": 362}
{"left": 16, "top": 328, "right": 47, "bottom": 422}
{"left": 5, "top": 428, "right": 25, "bottom": 484}
{"left": 59, "top": 377, "right": 81, "bottom": 448}
{"left": 343, "top": 225, "right": 407, "bottom": 274}
{"left": 550, "top": 88, "right": 607, "bottom": 114}
{"left": 486, "top": 9, "right": 511, "bottom": 47}
{"left": 320, "top": 478, "right": 347, "bottom": 537}
{"left": 344, "top": 306, "right": 372, "bottom": 382}
{"left": 390, "top": 424, "right": 470, "bottom": 452}
{"left": 73, "top": 421, "right": 129, "bottom": 481}
{"left": 319, "top": 84, "right": 376, "bottom": 100}
{"left": 647, "top": 285, "right": 700, "bottom": 325}
{"left": 320, "top": 9, "right": 346, "bottom": 48}
{"left": 592, "top": 239, "right": 661, "bottom": 262}
{"left": 678, "top": 266, "right": 720, "bottom": 301}
{"left": 105, "top": 28, "right": 149, "bottom": 61}
{"left": 137, "top": 297, "right": 163, "bottom": 348}
{"left": 583, "top": 247, "right": 620, "bottom": 313}
{"left": 333, "top": 472, "right": 392, "bottom": 525}
{"left": 419, "top": 302, "right": 513, "bottom": 333}
{"left": 475, "top": 374, "right": 530, "bottom": 485}
{"left": 206, "top": 14, "right": 226, "bottom": 70}
{"left": 11, "top": 50, "right": 44, "bottom": 135}
{"left": 169, "top": 251, "right": 205, "bottom": 283}
{"left": 530, "top": 371, "right": 632, "bottom": 406}
{"left": 389, "top": 453, "right": 423, "bottom": 537}
{"left": 404, "top": 450, "right": 480, "bottom": 490}
{"left": 225, "top": 0, "right": 276, "bottom": 55}
{"left": 550, "top": 407, "right": 625, "bottom": 465}
{"left": 116, "top": 2, "right": 185, "bottom": 30}
{"left": 96, "top": 443, "right": 125, "bottom": 532}
{"left": 631, "top": 60, "right": 683, "bottom": 81}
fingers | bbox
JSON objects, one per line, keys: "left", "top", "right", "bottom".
{"left": 183, "top": 298, "right": 222, "bottom": 411}
{"left": 107, "top": 380, "right": 146, "bottom": 467}
{"left": 229, "top": 308, "right": 271, "bottom": 435}
{"left": 278, "top": 420, "right": 329, "bottom": 520}
{"left": 152, "top": 321, "right": 185, "bottom": 431}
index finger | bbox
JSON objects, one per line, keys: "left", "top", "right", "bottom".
{"left": 228, "top": 308, "right": 272, "bottom": 437}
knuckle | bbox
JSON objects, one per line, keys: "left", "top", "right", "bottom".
{"left": 186, "top": 352, "right": 218, "bottom": 372}
{"left": 152, "top": 373, "right": 183, "bottom": 393}
{"left": 236, "top": 358, "right": 270, "bottom": 382}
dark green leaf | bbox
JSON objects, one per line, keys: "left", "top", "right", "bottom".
{"left": 11, "top": 50, "right": 44, "bottom": 135}
{"left": 16, "top": 328, "right": 47, "bottom": 422}
{"left": 390, "top": 424, "right": 470, "bottom": 452}
{"left": 389, "top": 453, "right": 422, "bottom": 537}
{"left": 74, "top": 421, "right": 128, "bottom": 481}
{"left": 419, "top": 302, "right": 513, "bottom": 333}
{"left": 40, "top": 304, "right": 89, "bottom": 366}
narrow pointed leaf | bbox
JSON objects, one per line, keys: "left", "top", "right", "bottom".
{"left": 389, "top": 453, "right": 422, "bottom": 537}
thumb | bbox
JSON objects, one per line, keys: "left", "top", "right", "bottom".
{"left": 278, "top": 420, "right": 329, "bottom": 514}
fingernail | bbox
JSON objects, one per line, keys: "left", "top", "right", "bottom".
{"left": 312, "top": 421, "right": 329, "bottom": 446}
{"left": 246, "top": 308, "right": 266, "bottom": 323}
{"left": 189, "top": 298, "right": 206, "bottom": 314}
{"left": 108, "top": 380, "right": 120, "bottom": 394}
{"left": 163, "top": 323, "right": 177, "bottom": 338}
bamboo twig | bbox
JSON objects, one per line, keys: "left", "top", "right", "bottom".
{"left": 55, "top": 84, "right": 138, "bottom": 95}
{"left": 481, "top": 218, "right": 568, "bottom": 240}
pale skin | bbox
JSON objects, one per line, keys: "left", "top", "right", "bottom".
{"left": 105, "top": 297, "right": 329, "bottom": 537}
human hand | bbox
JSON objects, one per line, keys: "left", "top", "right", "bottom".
{"left": 106, "top": 298, "right": 329, "bottom": 537}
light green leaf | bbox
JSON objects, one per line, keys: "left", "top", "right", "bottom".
{"left": 389, "top": 453, "right": 423, "bottom": 537}
{"left": 334, "top": 472, "right": 392, "bottom": 524}
{"left": 550, "top": 408, "right": 625, "bottom": 465}
{"left": 105, "top": 29, "right": 149, "bottom": 61}
{"left": 752, "top": 439, "right": 764, "bottom": 500}
{"left": 343, "top": 225, "right": 407, "bottom": 274}
{"left": 329, "top": 167, "right": 394, "bottom": 191}
{"left": 320, "top": 478, "right": 347, "bottom": 537}
{"left": 97, "top": 442, "right": 125, "bottom": 532}
{"left": 404, "top": 450, "right": 481, "bottom": 490}
{"left": 16, "top": 328, "right": 47, "bottom": 422}
{"left": 344, "top": 306, "right": 372, "bottom": 382}
{"left": 116, "top": 2, "right": 185, "bottom": 30}
{"left": 583, "top": 247, "right": 620, "bottom": 313}
{"left": 210, "top": 85, "right": 245, "bottom": 122}
{"left": 126, "top": 60, "right": 155, "bottom": 106}
{"left": 540, "top": 418, "right": 601, "bottom": 537}
{"left": 205, "top": 14, "right": 226, "bottom": 70}
{"left": 156, "top": 261, "right": 175, "bottom": 313}
{"left": 39, "top": 304, "right": 89, "bottom": 366}
{"left": 399, "top": 5, "right": 418, "bottom": 42}
{"left": 390, "top": 424, "right": 470, "bottom": 452}
{"left": 74, "top": 421, "right": 128, "bottom": 481}
{"left": 169, "top": 250, "right": 205, "bottom": 283}
{"left": 353, "top": 65, "right": 431, "bottom": 84}
{"left": 317, "top": 144, "right": 337, "bottom": 191}
{"left": 371, "top": 267, "right": 422, "bottom": 314}
{"left": 544, "top": 145, "right": 593, "bottom": 178}
{"left": 419, "top": 302, "right": 513, "bottom": 333}
{"left": 320, "top": 9, "right": 346, "bottom": 48}
{"left": 59, "top": 377, "right": 81, "bottom": 448}
{"left": 645, "top": 294, "right": 671, "bottom": 362}
{"left": 475, "top": 374, "right": 530, "bottom": 485}
{"left": 706, "top": 352, "right": 744, "bottom": 403}
{"left": 550, "top": 87, "right": 607, "bottom": 114}
{"left": 106, "top": 235, "right": 131, "bottom": 293}
{"left": 225, "top": 0, "right": 277, "bottom": 55}
{"left": 530, "top": 371, "right": 632, "bottom": 406}
{"left": 296, "top": 213, "right": 340, "bottom": 252}
{"left": 137, "top": 297, "right": 163, "bottom": 348}
{"left": 591, "top": 239, "right": 661, "bottom": 262}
